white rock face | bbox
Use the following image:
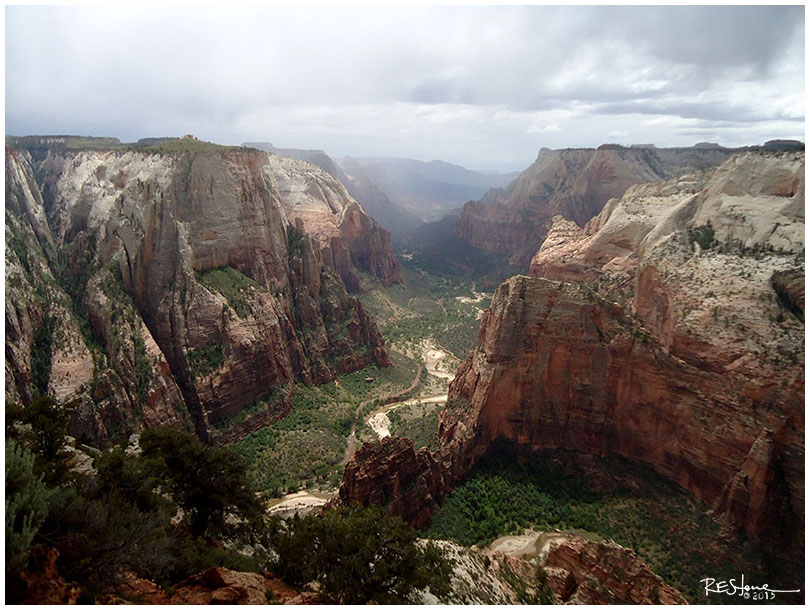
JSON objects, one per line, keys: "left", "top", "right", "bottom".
{"left": 690, "top": 152, "right": 804, "bottom": 252}
{"left": 41, "top": 151, "right": 178, "bottom": 245}
{"left": 265, "top": 154, "right": 357, "bottom": 246}
{"left": 413, "top": 539, "right": 538, "bottom": 604}
{"left": 530, "top": 150, "right": 805, "bottom": 380}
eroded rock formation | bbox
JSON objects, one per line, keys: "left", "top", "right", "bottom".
{"left": 267, "top": 153, "right": 401, "bottom": 290}
{"left": 5, "top": 141, "right": 391, "bottom": 445}
{"left": 334, "top": 436, "right": 448, "bottom": 528}
{"left": 542, "top": 537, "right": 688, "bottom": 604}
{"left": 337, "top": 151, "right": 804, "bottom": 562}
{"left": 454, "top": 145, "right": 738, "bottom": 266}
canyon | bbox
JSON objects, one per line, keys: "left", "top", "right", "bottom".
{"left": 453, "top": 144, "right": 757, "bottom": 267}
{"left": 337, "top": 150, "right": 805, "bottom": 564}
{"left": 6, "top": 136, "right": 805, "bottom": 603}
{"left": 5, "top": 137, "right": 397, "bottom": 446}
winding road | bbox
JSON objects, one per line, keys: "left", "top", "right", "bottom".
{"left": 340, "top": 364, "right": 424, "bottom": 466}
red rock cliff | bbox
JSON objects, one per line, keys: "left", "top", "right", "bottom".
{"left": 338, "top": 152, "right": 804, "bottom": 562}
{"left": 6, "top": 143, "right": 391, "bottom": 445}
{"left": 454, "top": 145, "right": 735, "bottom": 266}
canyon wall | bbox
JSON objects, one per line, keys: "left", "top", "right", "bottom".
{"left": 338, "top": 151, "right": 804, "bottom": 559}
{"left": 265, "top": 153, "right": 401, "bottom": 290}
{"left": 454, "top": 145, "right": 737, "bottom": 266}
{"left": 6, "top": 141, "right": 391, "bottom": 445}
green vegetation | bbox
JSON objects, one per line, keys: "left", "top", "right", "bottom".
{"left": 389, "top": 401, "right": 444, "bottom": 451}
{"left": 287, "top": 222, "right": 305, "bottom": 258}
{"left": 187, "top": 344, "right": 225, "bottom": 380}
{"left": 7, "top": 397, "right": 75, "bottom": 486}
{"left": 360, "top": 263, "right": 485, "bottom": 359}
{"left": 5, "top": 411, "right": 271, "bottom": 602}
{"left": 235, "top": 352, "right": 421, "bottom": 496}
{"left": 7, "top": 135, "right": 245, "bottom": 155}
{"left": 6, "top": 396, "right": 457, "bottom": 604}
{"left": 273, "top": 504, "right": 453, "bottom": 604}
{"left": 132, "top": 331, "right": 151, "bottom": 404}
{"left": 198, "top": 266, "right": 259, "bottom": 318}
{"left": 687, "top": 222, "right": 801, "bottom": 263}
{"left": 138, "top": 428, "right": 266, "bottom": 539}
{"left": 499, "top": 562, "right": 546, "bottom": 605}
{"left": 5, "top": 440, "right": 50, "bottom": 576}
{"left": 231, "top": 261, "right": 486, "bottom": 496}
{"left": 235, "top": 381, "right": 352, "bottom": 494}
{"left": 31, "top": 313, "right": 55, "bottom": 396}
{"left": 210, "top": 388, "right": 286, "bottom": 431}
{"left": 688, "top": 222, "right": 717, "bottom": 250}
{"left": 424, "top": 444, "right": 800, "bottom": 603}
{"left": 8, "top": 230, "right": 34, "bottom": 279}
{"left": 139, "top": 138, "right": 242, "bottom": 154}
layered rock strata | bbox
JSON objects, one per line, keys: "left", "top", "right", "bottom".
{"left": 6, "top": 142, "right": 391, "bottom": 445}
{"left": 267, "top": 153, "right": 401, "bottom": 290}
{"left": 454, "top": 145, "right": 738, "bottom": 265}
{"left": 338, "top": 151, "right": 804, "bottom": 560}
{"left": 542, "top": 537, "right": 687, "bottom": 604}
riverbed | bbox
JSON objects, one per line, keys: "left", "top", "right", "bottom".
{"left": 485, "top": 530, "right": 570, "bottom": 560}
{"left": 267, "top": 490, "right": 333, "bottom": 517}
{"left": 367, "top": 340, "right": 456, "bottom": 439}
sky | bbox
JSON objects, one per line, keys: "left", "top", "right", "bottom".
{"left": 5, "top": 5, "right": 805, "bottom": 171}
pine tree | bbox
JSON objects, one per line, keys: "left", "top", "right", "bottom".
{"left": 5, "top": 440, "right": 50, "bottom": 575}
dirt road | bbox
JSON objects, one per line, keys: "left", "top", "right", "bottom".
{"left": 340, "top": 364, "right": 423, "bottom": 465}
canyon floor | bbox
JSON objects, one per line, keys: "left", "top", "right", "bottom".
{"left": 215, "top": 260, "right": 802, "bottom": 604}
{"left": 231, "top": 262, "right": 485, "bottom": 498}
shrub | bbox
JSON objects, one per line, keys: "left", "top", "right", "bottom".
{"left": 6, "top": 396, "right": 75, "bottom": 485}
{"left": 139, "top": 427, "right": 265, "bottom": 540}
{"left": 5, "top": 441, "right": 50, "bottom": 576}
{"left": 31, "top": 313, "right": 55, "bottom": 396}
{"left": 198, "top": 267, "right": 258, "bottom": 318}
{"left": 187, "top": 344, "right": 225, "bottom": 380}
{"left": 273, "top": 504, "right": 453, "bottom": 603}
{"left": 688, "top": 223, "right": 717, "bottom": 251}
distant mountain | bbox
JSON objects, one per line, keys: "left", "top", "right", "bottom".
{"left": 336, "top": 157, "right": 520, "bottom": 223}
{"left": 450, "top": 144, "right": 745, "bottom": 266}
{"left": 402, "top": 209, "right": 522, "bottom": 288}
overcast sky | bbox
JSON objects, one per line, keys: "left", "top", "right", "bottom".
{"left": 5, "top": 5, "right": 805, "bottom": 171}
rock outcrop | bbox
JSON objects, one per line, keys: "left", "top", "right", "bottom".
{"left": 542, "top": 537, "right": 687, "bottom": 604}
{"left": 101, "top": 567, "right": 318, "bottom": 604}
{"left": 264, "top": 153, "right": 401, "bottom": 290}
{"left": 335, "top": 436, "right": 448, "bottom": 528}
{"left": 5, "top": 140, "right": 391, "bottom": 445}
{"left": 454, "top": 145, "right": 738, "bottom": 266}
{"left": 337, "top": 151, "right": 804, "bottom": 562}
{"left": 8, "top": 546, "right": 81, "bottom": 605}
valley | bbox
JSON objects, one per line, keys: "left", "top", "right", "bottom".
{"left": 231, "top": 261, "right": 489, "bottom": 499}
{"left": 6, "top": 136, "right": 804, "bottom": 605}
{"left": 6, "top": 6, "right": 806, "bottom": 605}
{"left": 423, "top": 445, "right": 804, "bottom": 604}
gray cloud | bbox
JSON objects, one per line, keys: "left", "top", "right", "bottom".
{"left": 5, "top": 5, "right": 804, "bottom": 170}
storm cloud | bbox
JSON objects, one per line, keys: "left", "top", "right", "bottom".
{"left": 5, "top": 5, "right": 804, "bottom": 170}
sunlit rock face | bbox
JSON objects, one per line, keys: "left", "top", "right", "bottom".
{"left": 339, "top": 151, "right": 804, "bottom": 561}
{"left": 455, "top": 144, "right": 737, "bottom": 266}
{"left": 266, "top": 153, "right": 402, "bottom": 290}
{"left": 6, "top": 143, "right": 391, "bottom": 445}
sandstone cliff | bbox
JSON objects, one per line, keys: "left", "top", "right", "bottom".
{"left": 541, "top": 536, "right": 687, "bottom": 604}
{"left": 337, "top": 151, "right": 804, "bottom": 562}
{"left": 264, "top": 153, "right": 402, "bottom": 290}
{"left": 5, "top": 141, "right": 390, "bottom": 445}
{"left": 454, "top": 145, "right": 738, "bottom": 266}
